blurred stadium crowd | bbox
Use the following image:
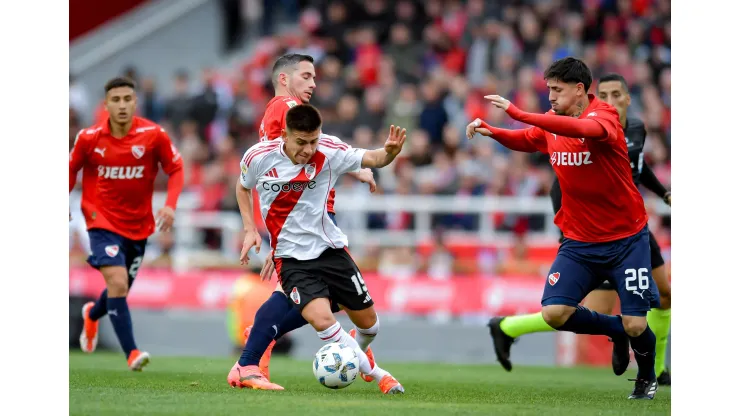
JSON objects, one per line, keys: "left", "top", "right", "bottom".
{"left": 69, "top": 0, "right": 671, "bottom": 275}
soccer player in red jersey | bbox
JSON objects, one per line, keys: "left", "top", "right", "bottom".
{"left": 486, "top": 73, "right": 673, "bottom": 386}
{"left": 69, "top": 77, "right": 184, "bottom": 370}
{"left": 467, "top": 58, "right": 660, "bottom": 400}
{"left": 230, "top": 54, "right": 378, "bottom": 387}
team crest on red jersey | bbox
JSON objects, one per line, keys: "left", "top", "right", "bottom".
{"left": 304, "top": 163, "right": 317, "bottom": 180}
{"left": 131, "top": 145, "right": 146, "bottom": 159}
{"left": 290, "top": 287, "right": 301, "bottom": 304}
{"left": 105, "top": 245, "right": 120, "bottom": 257}
{"left": 548, "top": 272, "right": 560, "bottom": 286}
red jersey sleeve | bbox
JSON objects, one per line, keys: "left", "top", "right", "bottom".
{"left": 69, "top": 130, "right": 92, "bottom": 192}
{"left": 155, "top": 128, "right": 184, "bottom": 175}
{"left": 155, "top": 128, "right": 185, "bottom": 209}
{"left": 584, "top": 105, "right": 621, "bottom": 144}
{"left": 480, "top": 121, "right": 548, "bottom": 153}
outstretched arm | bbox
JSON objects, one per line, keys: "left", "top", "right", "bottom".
{"left": 467, "top": 118, "right": 547, "bottom": 153}
{"left": 361, "top": 125, "right": 407, "bottom": 169}
{"left": 485, "top": 95, "right": 608, "bottom": 140}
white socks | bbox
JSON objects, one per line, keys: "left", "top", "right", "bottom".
{"left": 354, "top": 318, "right": 379, "bottom": 352}
{"left": 316, "top": 321, "right": 388, "bottom": 381}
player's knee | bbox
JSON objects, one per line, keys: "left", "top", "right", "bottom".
{"left": 541, "top": 305, "right": 576, "bottom": 329}
{"left": 301, "top": 298, "right": 336, "bottom": 331}
{"left": 348, "top": 307, "right": 378, "bottom": 331}
{"left": 101, "top": 266, "right": 129, "bottom": 297}
{"left": 621, "top": 316, "right": 647, "bottom": 337}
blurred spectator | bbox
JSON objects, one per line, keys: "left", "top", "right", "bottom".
{"left": 139, "top": 77, "right": 165, "bottom": 122}
{"left": 71, "top": 0, "right": 671, "bottom": 274}
{"left": 165, "top": 70, "right": 194, "bottom": 135}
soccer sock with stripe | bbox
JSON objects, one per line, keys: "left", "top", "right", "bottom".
{"left": 317, "top": 321, "right": 389, "bottom": 382}
{"left": 629, "top": 324, "right": 657, "bottom": 381}
{"left": 107, "top": 296, "right": 137, "bottom": 358}
{"left": 500, "top": 312, "right": 555, "bottom": 338}
{"left": 354, "top": 317, "right": 379, "bottom": 351}
{"left": 556, "top": 306, "right": 626, "bottom": 339}
{"left": 646, "top": 308, "right": 671, "bottom": 374}
{"left": 89, "top": 289, "right": 109, "bottom": 321}
{"left": 238, "top": 291, "right": 292, "bottom": 367}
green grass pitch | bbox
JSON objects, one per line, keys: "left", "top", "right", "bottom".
{"left": 70, "top": 352, "right": 670, "bottom": 415}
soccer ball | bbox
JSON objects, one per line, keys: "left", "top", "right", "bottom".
{"left": 312, "top": 342, "right": 360, "bottom": 389}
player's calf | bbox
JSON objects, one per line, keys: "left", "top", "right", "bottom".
{"left": 236, "top": 291, "right": 293, "bottom": 379}
{"left": 348, "top": 308, "right": 379, "bottom": 351}
{"left": 100, "top": 266, "right": 140, "bottom": 361}
{"left": 347, "top": 309, "right": 379, "bottom": 382}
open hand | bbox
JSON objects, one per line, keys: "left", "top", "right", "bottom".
{"left": 260, "top": 251, "right": 275, "bottom": 281}
{"left": 355, "top": 168, "right": 377, "bottom": 193}
{"left": 484, "top": 95, "right": 511, "bottom": 111}
{"left": 466, "top": 118, "right": 493, "bottom": 139}
{"left": 155, "top": 206, "right": 175, "bottom": 232}
{"left": 384, "top": 125, "right": 407, "bottom": 157}
{"left": 240, "top": 229, "right": 262, "bottom": 265}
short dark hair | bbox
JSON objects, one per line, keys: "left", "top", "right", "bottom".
{"left": 544, "top": 57, "right": 593, "bottom": 92}
{"left": 271, "top": 53, "right": 314, "bottom": 88}
{"left": 598, "top": 73, "right": 629, "bottom": 93}
{"left": 285, "top": 104, "right": 322, "bottom": 133}
{"left": 104, "top": 77, "right": 136, "bottom": 93}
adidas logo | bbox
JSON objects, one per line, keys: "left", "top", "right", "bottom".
{"left": 362, "top": 295, "right": 371, "bottom": 304}
{"left": 265, "top": 168, "right": 279, "bottom": 178}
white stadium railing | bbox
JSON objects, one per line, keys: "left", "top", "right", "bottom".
{"left": 69, "top": 191, "right": 671, "bottom": 270}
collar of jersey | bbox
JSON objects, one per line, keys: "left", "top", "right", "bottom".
{"left": 101, "top": 115, "right": 140, "bottom": 137}
{"left": 279, "top": 140, "right": 288, "bottom": 159}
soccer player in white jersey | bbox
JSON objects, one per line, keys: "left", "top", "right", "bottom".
{"left": 228, "top": 104, "right": 407, "bottom": 394}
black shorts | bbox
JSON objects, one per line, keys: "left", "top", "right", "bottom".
{"left": 275, "top": 248, "right": 374, "bottom": 312}
{"left": 595, "top": 229, "right": 666, "bottom": 291}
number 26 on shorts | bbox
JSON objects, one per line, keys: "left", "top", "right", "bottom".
{"left": 624, "top": 268, "right": 649, "bottom": 291}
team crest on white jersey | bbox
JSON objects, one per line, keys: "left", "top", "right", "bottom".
{"left": 132, "top": 145, "right": 145, "bottom": 159}
{"left": 304, "top": 163, "right": 317, "bottom": 180}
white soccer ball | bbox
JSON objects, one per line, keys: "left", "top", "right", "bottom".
{"left": 312, "top": 342, "right": 360, "bottom": 389}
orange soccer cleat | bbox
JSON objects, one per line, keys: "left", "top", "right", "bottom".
{"left": 378, "top": 374, "right": 405, "bottom": 394}
{"left": 79, "top": 301, "right": 99, "bottom": 353}
{"left": 227, "top": 362, "right": 284, "bottom": 390}
{"left": 127, "top": 349, "right": 151, "bottom": 371}
{"left": 349, "top": 328, "right": 375, "bottom": 382}
{"left": 243, "top": 326, "right": 277, "bottom": 380}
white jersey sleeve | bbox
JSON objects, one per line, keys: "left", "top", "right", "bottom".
{"left": 319, "top": 134, "right": 366, "bottom": 176}
{"left": 239, "top": 141, "right": 282, "bottom": 189}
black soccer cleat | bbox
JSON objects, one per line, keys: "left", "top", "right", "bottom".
{"left": 487, "top": 317, "right": 515, "bottom": 372}
{"left": 610, "top": 328, "right": 630, "bottom": 375}
{"left": 628, "top": 378, "right": 658, "bottom": 400}
{"left": 657, "top": 369, "right": 671, "bottom": 386}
